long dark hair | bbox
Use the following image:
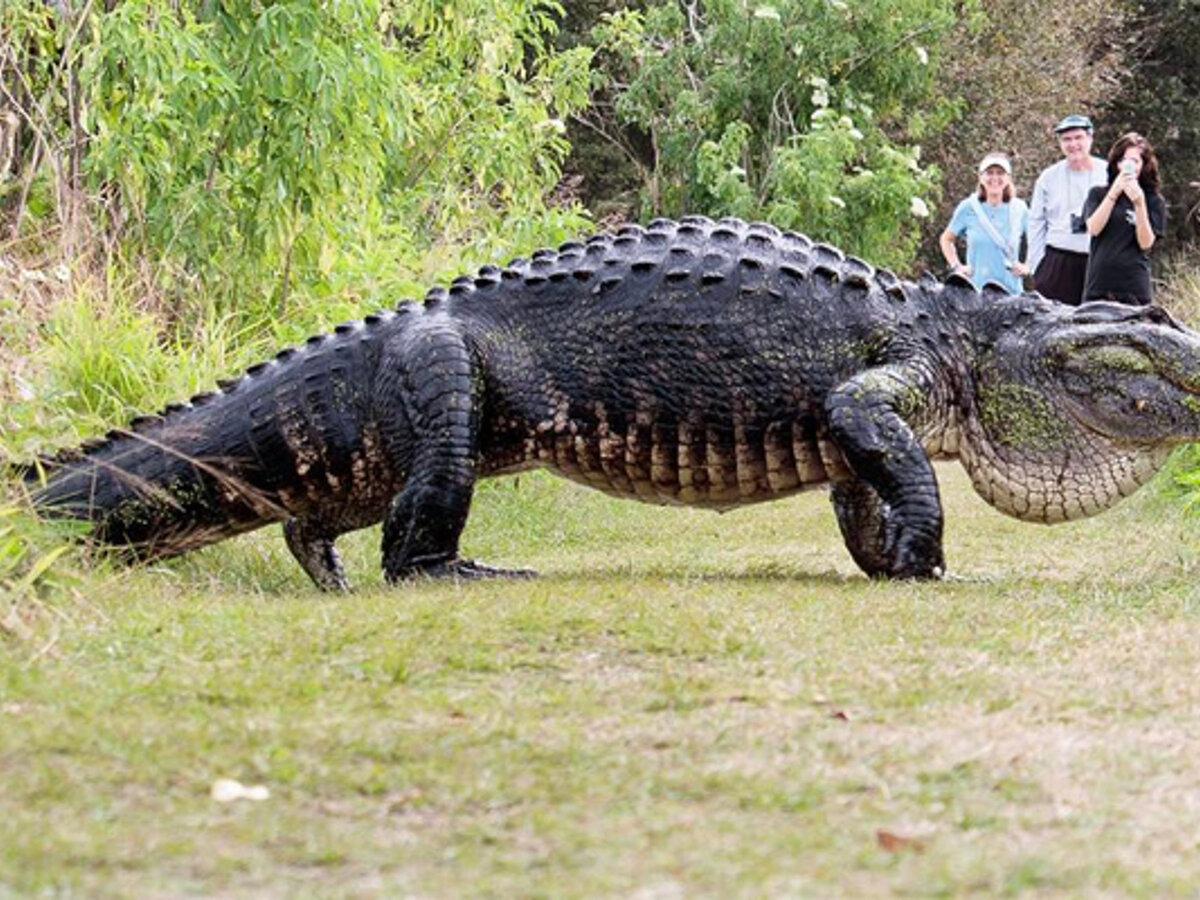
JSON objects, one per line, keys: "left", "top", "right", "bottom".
{"left": 1106, "top": 132, "right": 1161, "bottom": 194}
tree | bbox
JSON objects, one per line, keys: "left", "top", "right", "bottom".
{"left": 1, "top": 0, "right": 594, "bottom": 317}
{"left": 921, "top": 0, "right": 1134, "bottom": 255}
{"left": 584, "top": 0, "right": 966, "bottom": 269}
{"left": 1102, "top": 0, "right": 1200, "bottom": 246}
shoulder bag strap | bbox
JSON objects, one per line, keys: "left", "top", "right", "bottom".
{"left": 969, "top": 196, "right": 1016, "bottom": 262}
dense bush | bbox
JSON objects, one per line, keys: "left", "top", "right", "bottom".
{"left": 2, "top": 0, "right": 593, "bottom": 327}
{"left": 1, "top": 0, "right": 597, "bottom": 599}
{"left": 1, "top": 0, "right": 597, "bottom": 481}
{"left": 584, "top": 0, "right": 968, "bottom": 269}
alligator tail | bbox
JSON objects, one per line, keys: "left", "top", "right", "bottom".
{"left": 27, "top": 411, "right": 287, "bottom": 560}
{"left": 21, "top": 308, "right": 401, "bottom": 561}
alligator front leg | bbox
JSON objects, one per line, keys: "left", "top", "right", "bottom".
{"left": 379, "top": 321, "right": 534, "bottom": 584}
{"left": 829, "top": 480, "right": 893, "bottom": 578}
{"left": 825, "top": 364, "right": 945, "bottom": 579}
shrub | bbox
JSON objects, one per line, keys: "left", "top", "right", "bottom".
{"left": 586, "top": 0, "right": 965, "bottom": 269}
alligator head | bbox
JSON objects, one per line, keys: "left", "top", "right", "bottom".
{"left": 959, "top": 300, "right": 1200, "bottom": 523}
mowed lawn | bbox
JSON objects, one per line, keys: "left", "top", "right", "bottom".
{"left": 5, "top": 463, "right": 1200, "bottom": 899}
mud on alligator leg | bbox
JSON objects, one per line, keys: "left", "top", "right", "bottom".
{"left": 825, "top": 363, "right": 945, "bottom": 579}
{"left": 283, "top": 517, "right": 350, "bottom": 592}
{"left": 379, "top": 321, "right": 534, "bottom": 583}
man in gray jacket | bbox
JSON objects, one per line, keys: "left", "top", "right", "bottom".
{"left": 1027, "top": 115, "right": 1109, "bottom": 304}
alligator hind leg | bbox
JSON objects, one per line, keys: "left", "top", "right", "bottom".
{"left": 381, "top": 435, "right": 535, "bottom": 582}
{"left": 379, "top": 321, "right": 535, "bottom": 584}
{"left": 283, "top": 517, "right": 350, "bottom": 591}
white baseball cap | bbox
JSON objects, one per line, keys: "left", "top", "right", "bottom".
{"left": 978, "top": 153, "right": 1012, "bottom": 175}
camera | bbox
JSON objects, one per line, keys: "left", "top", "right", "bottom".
{"left": 1120, "top": 159, "right": 1136, "bottom": 175}
{"left": 1070, "top": 213, "right": 1085, "bottom": 233}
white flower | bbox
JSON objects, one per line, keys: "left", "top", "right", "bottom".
{"left": 915, "top": 45, "right": 929, "bottom": 65}
{"left": 910, "top": 196, "right": 930, "bottom": 218}
{"left": 829, "top": 195, "right": 846, "bottom": 209}
{"left": 754, "top": 6, "right": 781, "bottom": 20}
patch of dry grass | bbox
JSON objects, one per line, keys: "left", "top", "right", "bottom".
{"left": 1159, "top": 250, "right": 1200, "bottom": 324}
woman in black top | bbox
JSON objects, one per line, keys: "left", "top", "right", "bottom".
{"left": 1082, "top": 132, "right": 1167, "bottom": 304}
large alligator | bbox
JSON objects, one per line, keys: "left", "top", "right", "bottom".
{"left": 22, "top": 216, "right": 1200, "bottom": 587}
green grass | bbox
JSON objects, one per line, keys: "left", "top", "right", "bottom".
{"left": 5, "top": 465, "right": 1200, "bottom": 898}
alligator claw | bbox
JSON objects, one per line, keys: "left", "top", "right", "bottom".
{"left": 447, "top": 559, "right": 538, "bottom": 580}
{"left": 398, "top": 558, "right": 538, "bottom": 582}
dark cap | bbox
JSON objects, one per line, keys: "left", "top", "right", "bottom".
{"left": 1054, "top": 114, "right": 1093, "bottom": 133}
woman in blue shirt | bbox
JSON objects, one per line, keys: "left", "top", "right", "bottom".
{"left": 939, "top": 153, "right": 1030, "bottom": 294}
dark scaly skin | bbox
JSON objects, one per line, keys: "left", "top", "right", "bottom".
{"left": 25, "top": 217, "right": 1200, "bottom": 587}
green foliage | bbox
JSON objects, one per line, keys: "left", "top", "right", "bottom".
{"left": 42, "top": 292, "right": 191, "bottom": 423}
{"left": 0, "top": 1, "right": 62, "bottom": 129}
{"left": 39, "top": 289, "right": 259, "bottom": 426}
{"left": 79, "top": 0, "right": 591, "bottom": 315}
{"left": 0, "top": 506, "right": 81, "bottom": 609}
{"left": 1103, "top": 0, "right": 1200, "bottom": 246}
{"left": 1158, "top": 253, "right": 1200, "bottom": 503}
{"left": 3, "top": 0, "right": 596, "bottom": 599}
{"left": 4, "top": 0, "right": 592, "bottom": 326}
{"left": 591, "top": 0, "right": 965, "bottom": 268}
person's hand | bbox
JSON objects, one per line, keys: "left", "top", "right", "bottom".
{"left": 1114, "top": 170, "right": 1140, "bottom": 200}
{"left": 1010, "top": 261, "right": 1030, "bottom": 277}
{"left": 953, "top": 263, "right": 972, "bottom": 278}
{"left": 1123, "top": 177, "right": 1145, "bottom": 205}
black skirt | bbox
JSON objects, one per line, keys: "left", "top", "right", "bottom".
{"left": 1033, "top": 246, "right": 1089, "bottom": 305}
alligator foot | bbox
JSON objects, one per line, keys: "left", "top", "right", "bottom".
{"left": 396, "top": 557, "right": 537, "bottom": 582}
{"left": 831, "top": 480, "right": 946, "bottom": 580}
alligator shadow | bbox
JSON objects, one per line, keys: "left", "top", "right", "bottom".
{"left": 527, "top": 561, "right": 863, "bottom": 586}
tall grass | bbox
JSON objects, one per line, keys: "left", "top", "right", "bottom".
{"left": 0, "top": 506, "right": 82, "bottom": 623}
{"left": 1159, "top": 249, "right": 1200, "bottom": 324}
